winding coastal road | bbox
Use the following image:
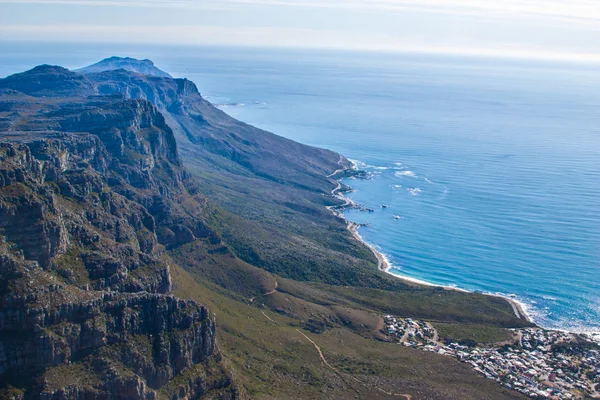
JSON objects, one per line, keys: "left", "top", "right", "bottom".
{"left": 326, "top": 154, "right": 347, "bottom": 178}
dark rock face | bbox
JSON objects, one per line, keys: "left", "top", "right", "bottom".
{"left": 82, "top": 67, "right": 349, "bottom": 193}
{"left": 0, "top": 79, "right": 238, "bottom": 398}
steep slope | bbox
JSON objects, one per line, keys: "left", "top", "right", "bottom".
{"left": 0, "top": 74, "right": 241, "bottom": 398}
{"left": 78, "top": 62, "right": 389, "bottom": 288}
{"left": 0, "top": 65, "right": 96, "bottom": 97}
{"left": 0, "top": 62, "right": 532, "bottom": 400}
{"left": 81, "top": 67, "right": 346, "bottom": 191}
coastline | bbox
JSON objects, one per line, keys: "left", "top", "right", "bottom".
{"left": 327, "top": 164, "right": 534, "bottom": 325}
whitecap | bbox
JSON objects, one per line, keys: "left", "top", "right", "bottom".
{"left": 407, "top": 188, "right": 422, "bottom": 196}
{"left": 541, "top": 296, "right": 558, "bottom": 301}
{"left": 395, "top": 170, "right": 416, "bottom": 177}
{"left": 349, "top": 159, "right": 367, "bottom": 169}
{"left": 216, "top": 102, "right": 246, "bottom": 108}
{"left": 439, "top": 187, "right": 449, "bottom": 200}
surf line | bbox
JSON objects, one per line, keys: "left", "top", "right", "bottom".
{"left": 325, "top": 160, "right": 532, "bottom": 323}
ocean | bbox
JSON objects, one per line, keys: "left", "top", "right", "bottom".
{"left": 1, "top": 43, "right": 599, "bottom": 332}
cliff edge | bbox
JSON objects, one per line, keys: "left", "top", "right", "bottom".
{"left": 0, "top": 68, "right": 241, "bottom": 399}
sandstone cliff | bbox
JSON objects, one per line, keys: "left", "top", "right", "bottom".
{"left": 0, "top": 69, "right": 240, "bottom": 399}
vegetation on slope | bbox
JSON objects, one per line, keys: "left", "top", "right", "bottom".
{"left": 0, "top": 59, "right": 535, "bottom": 399}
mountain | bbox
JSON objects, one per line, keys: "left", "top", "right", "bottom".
{"left": 0, "top": 65, "right": 95, "bottom": 97}
{"left": 0, "top": 75, "right": 244, "bottom": 398}
{"left": 0, "top": 61, "right": 531, "bottom": 399}
{"left": 79, "top": 61, "right": 385, "bottom": 288}
{"left": 77, "top": 56, "right": 173, "bottom": 78}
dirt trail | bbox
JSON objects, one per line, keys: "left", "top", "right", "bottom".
{"left": 249, "top": 278, "right": 278, "bottom": 303}
{"left": 263, "top": 279, "right": 278, "bottom": 296}
{"left": 295, "top": 329, "right": 337, "bottom": 370}
{"left": 295, "top": 329, "right": 412, "bottom": 399}
{"left": 261, "top": 310, "right": 275, "bottom": 323}
{"left": 426, "top": 322, "right": 439, "bottom": 343}
{"left": 257, "top": 307, "right": 412, "bottom": 398}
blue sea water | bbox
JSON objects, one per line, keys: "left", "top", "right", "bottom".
{"left": 1, "top": 43, "right": 599, "bottom": 332}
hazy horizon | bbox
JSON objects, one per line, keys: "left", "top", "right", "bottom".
{"left": 1, "top": 0, "right": 600, "bottom": 63}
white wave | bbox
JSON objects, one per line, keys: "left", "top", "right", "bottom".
{"left": 439, "top": 186, "right": 449, "bottom": 200}
{"left": 424, "top": 177, "right": 434, "bottom": 184}
{"left": 392, "top": 184, "right": 402, "bottom": 189}
{"left": 216, "top": 102, "right": 246, "bottom": 108}
{"left": 407, "top": 188, "right": 422, "bottom": 196}
{"left": 395, "top": 170, "right": 416, "bottom": 177}
{"left": 349, "top": 159, "right": 368, "bottom": 169}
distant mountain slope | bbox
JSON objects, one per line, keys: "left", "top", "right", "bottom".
{"left": 84, "top": 67, "right": 346, "bottom": 192}
{"left": 0, "top": 65, "right": 96, "bottom": 97}
{"left": 0, "top": 61, "right": 531, "bottom": 400}
{"left": 77, "top": 56, "right": 173, "bottom": 78}
{"left": 76, "top": 63, "right": 384, "bottom": 288}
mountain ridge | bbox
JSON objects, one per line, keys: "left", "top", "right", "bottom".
{"left": 77, "top": 56, "right": 173, "bottom": 78}
{"left": 0, "top": 59, "right": 531, "bottom": 400}
{"left": 0, "top": 82, "right": 242, "bottom": 398}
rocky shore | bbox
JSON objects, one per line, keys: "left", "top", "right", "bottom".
{"left": 326, "top": 163, "right": 534, "bottom": 323}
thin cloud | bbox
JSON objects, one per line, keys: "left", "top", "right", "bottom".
{"left": 3, "top": 24, "right": 600, "bottom": 65}
{"left": 2, "top": 0, "right": 600, "bottom": 24}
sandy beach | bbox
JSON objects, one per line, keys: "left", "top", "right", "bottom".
{"left": 327, "top": 168, "right": 534, "bottom": 324}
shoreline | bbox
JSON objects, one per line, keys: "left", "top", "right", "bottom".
{"left": 327, "top": 165, "right": 535, "bottom": 325}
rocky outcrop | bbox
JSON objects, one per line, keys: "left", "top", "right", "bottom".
{"left": 0, "top": 71, "right": 239, "bottom": 399}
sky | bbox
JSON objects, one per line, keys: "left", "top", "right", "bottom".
{"left": 1, "top": 0, "right": 600, "bottom": 62}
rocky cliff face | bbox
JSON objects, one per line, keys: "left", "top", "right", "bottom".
{"left": 0, "top": 70, "right": 239, "bottom": 399}
{"left": 75, "top": 58, "right": 380, "bottom": 291}
{"left": 79, "top": 63, "right": 349, "bottom": 192}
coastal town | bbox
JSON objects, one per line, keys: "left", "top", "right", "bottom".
{"left": 383, "top": 315, "right": 600, "bottom": 399}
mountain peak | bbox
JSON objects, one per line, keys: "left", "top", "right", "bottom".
{"left": 0, "top": 64, "right": 95, "bottom": 97}
{"left": 77, "top": 56, "right": 172, "bottom": 78}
